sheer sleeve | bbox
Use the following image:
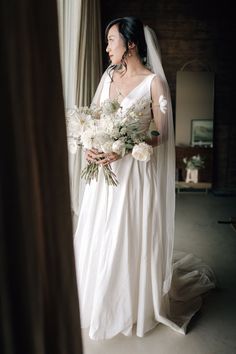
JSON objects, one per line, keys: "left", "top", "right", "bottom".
{"left": 148, "top": 73, "right": 176, "bottom": 296}
{"left": 150, "top": 75, "right": 169, "bottom": 145}
{"left": 91, "top": 70, "right": 109, "bottom": 107}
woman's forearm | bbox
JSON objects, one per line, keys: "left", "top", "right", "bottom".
{"left": 145, "top": 135, "right": 159, "bottom": 147}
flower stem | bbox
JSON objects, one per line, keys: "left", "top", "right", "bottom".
{"left": 81, "top": 162, "right": 119, "bottom": 186}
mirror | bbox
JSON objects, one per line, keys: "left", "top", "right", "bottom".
{"left": 176, "top": 70, "right": 214, "bottom": 147}
{"left": 175, "top": 70, "right": 215, "bottom": 189}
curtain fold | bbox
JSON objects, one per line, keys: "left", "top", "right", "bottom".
{"left": 57, "top": 0, "right": 102, "bottom": 225}
{"left": 77, "top": 0, "right": 102, "bottom": 106}
{"left": 57, "top": 0, "right": 82, "bottom": 108}
{"left": 0, "top": 0, "right": 83, "bottom": 353}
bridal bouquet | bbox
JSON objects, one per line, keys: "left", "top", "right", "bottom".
{"left": 66, "top": 98, "right": 159, "bottom": 186}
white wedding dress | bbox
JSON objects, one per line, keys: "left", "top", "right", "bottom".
{"left": 73, "top": 72, "right": 216, "bottom": 340}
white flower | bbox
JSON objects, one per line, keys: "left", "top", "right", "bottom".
{"left": 112, "top": 140, "right": 126, "bottom": 156}
{"left": 129, "top": 111, "right": 138, "bottom": 119}
{"left": 66, "top": 106, "right": 79, "bottom": 119}
{"left": 67, "top": 138, "right": 78, "bottom": 154}
{"left": 66, "top": 105, "right": 95, "bottom": 139}
{"left": 159, "top": 95, "right": 168, "bottom": 114}
{"left": 92, "top": 132, "right": 111, "bottom": 150}
{"left": 92, "top": 137, "right": 101, "bottom": 150}
{"left": 66, "top": 108, "right": 83, "bottom": 138}
{"left": 102, "top": 99, "right": 121, "bottom": 115}
{"left": 101, "top": 140, "right": 114, "bottom": 153}
{"left": 110, "top": 126, "right": 120, "bottom": 139}
{"left": 66, "top": 119, "right": 83, "bottom": 138}
{"left": 87, "top": 119, "right": 97, "bottom": 129}
{"left": 80, "top": 130, "right": 95, "bottom": 149}
{"left": 132, "top": 142, "right": 153, "bottom": 162}
{"left": 100, "top": 116, "right": 115, "bottom": 134}
{"left": 96, "top": 132, "right": 110, "bottom": 145}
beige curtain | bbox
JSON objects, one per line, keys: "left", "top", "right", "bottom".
{"left": 57, "top": 0, "right": 103, "bottom": 106}
{"left": 77, "top": 0, "right": 102, "bottom": 106}
{"left": 57, "top": 0, "right": 102, "bottom": 227}
{"left": 57, "top": 0, "right": 82, "bottom": 108}
{"left": 0, "top": 0, "right": 83, "bottom": 353}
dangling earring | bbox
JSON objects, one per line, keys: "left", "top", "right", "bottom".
{"left": 128, "top": 51, "right": 132, "bottom": 57}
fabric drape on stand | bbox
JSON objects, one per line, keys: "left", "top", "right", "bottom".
{"left": 0, "top": 1, "right": 83, "bottom": 353}
{"left": 57, "top": 0, "right": 102, "bottom": 228}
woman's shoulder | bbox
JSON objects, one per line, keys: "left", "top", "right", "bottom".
{"left": 150, "top": 73, "right": 165, "bottom": 87}
{"left": 143, "top": 68, "right": 154, "bottom": 76}
{"left": 107, "top": 66, "right": 154, "bottom": 79}
{"left": 150, "top": 74, "right": 167, "bottom": 102}
{"left": 136, "top": 68, "right": 156, "bottom": 80}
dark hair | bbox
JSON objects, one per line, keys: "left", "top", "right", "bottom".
{"left": 105, "top": 16, "right": 147, "bottom": 75}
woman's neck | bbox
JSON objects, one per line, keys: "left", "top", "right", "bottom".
{"left": 119, "top": 56, "right": 146, "bottom": 78}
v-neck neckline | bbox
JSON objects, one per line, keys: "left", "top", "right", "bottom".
{"left": 108, "top": 72, "right": 155, "bottom": 105}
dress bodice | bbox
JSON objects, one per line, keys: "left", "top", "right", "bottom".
{"left": 100, "top": 72, "right": 156, "bottom": 134}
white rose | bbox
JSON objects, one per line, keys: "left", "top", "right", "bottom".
{"left": 112, "top": 140, "right": 126, "bottom": 156}
{"left": 101, "top": 140, "right": 113, "bottom": 153}
{"left": 67, "top": 138, "right": 78, "bottom": 154}
{"left": 132, "top": 142, "right": 153, "bottom": 162}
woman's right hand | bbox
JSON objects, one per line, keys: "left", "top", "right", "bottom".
{"left": 85, "top": 149, "right": 106, "bottom": 164}
{"left": 85, "top": 149, "right": 121, "bottom": 165}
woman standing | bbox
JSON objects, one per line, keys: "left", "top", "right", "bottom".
{"left": 73, "top": 16, "right": 215, "bottom": 340}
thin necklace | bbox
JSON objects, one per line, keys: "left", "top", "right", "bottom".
{"left": 112, "top": 82, "right": 124, "bottom": 100}
{"left": 115, "top": 85, "right": 124, "bottom": 99}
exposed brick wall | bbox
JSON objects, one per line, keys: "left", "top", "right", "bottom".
{"left": 100, "top": 0, "right": 235, "bottom": 194}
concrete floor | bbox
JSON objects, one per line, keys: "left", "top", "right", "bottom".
{"left": 81, "top": 192, "right": 236, "bottom": 354}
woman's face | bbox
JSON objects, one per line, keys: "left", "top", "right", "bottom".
{"left": 106, "top": 24, "right": 126, "bottom": 65}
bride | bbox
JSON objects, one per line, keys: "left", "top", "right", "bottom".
{"left": 73, "top": 16, "right": 215, "bottom": 340}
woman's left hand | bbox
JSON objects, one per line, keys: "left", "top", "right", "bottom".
{"left": 96, "top": 152, "right": 121, "bottom": 166}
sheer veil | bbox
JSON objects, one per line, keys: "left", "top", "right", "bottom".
{"left": 144, "top": 26, "right": 216, "bottom": 333}
{"left": 144, "top": 25, "right": 176, "bottom": 295}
